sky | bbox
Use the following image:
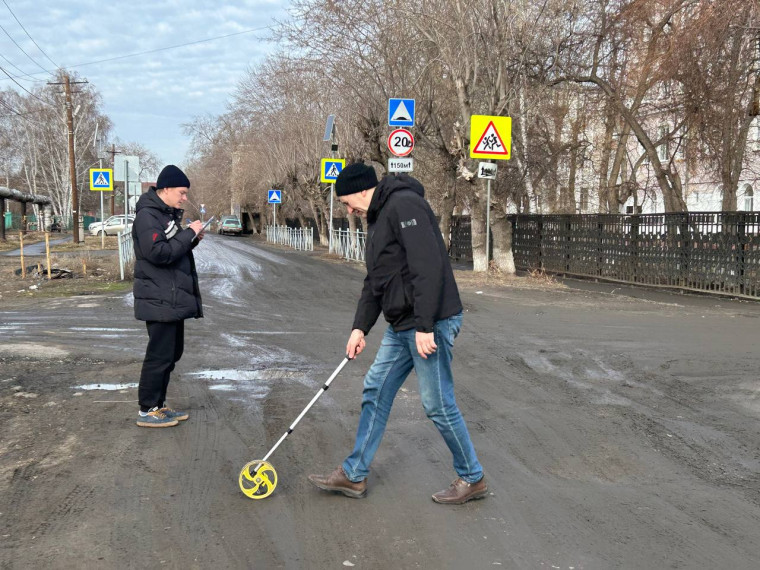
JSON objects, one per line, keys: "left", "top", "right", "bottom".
{"left": 0, "top": 0, "right": 289, "bottom": 169}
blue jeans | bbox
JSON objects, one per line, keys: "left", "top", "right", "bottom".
{"left": 342, "top": 313, "right": 484, "bottom": 483}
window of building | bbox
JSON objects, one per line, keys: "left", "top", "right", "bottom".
{"left": 658, "top": 124, "right": 670, "bottom": 161}
{"left": 744, "top": 184, "right": 754, "bottom": 212}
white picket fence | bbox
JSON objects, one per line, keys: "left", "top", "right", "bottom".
{"left": 118, "top": 229, "right": 135, "bottom": 280}
{"left": 331, "top": 228, "right": 367, "bottom": 263}
{"left": 266, "top": 225, "right": 314, "bottom": 251}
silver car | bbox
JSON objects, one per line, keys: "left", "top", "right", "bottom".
{"left": 88, "top": 215, "right": 135, "bottom": 236}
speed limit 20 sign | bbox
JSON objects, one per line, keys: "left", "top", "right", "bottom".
{"left": 387, "top": 128, "right": 414, "bottom": 157}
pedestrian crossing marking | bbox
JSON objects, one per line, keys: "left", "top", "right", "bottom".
{"left": 321, "top": 158, "right": 345, "bottom": 183}
{"left": 89, "top": 168, "right": 113, "bottom": 191}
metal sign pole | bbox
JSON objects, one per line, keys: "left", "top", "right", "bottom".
{"left": 485, "top": 178, "right": 491, "bottom": 269}
{"left": 124, "top": 159, "right": 129, "bottom": 224}
{"left": 99, "top": 158, "right": 105, "bottom": 249}
{"left": 329, "top": 182, "right": 334, "bottom": 253}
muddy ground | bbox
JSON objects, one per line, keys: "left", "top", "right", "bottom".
{"left": 1, "top": 235, "right": 760, "bottom": 569}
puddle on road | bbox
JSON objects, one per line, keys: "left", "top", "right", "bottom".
{"left": 187, "top": 368, "right": 312, "bottom": 402}
{"left": 74, "top": 383, "right": 138, "bottom": 391}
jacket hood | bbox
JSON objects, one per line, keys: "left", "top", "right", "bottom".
{"left": 135, "top": 187, "right": 183, "bottom": 218}
{"left": 367, "top": 174, "right": 425, "bottom": 224}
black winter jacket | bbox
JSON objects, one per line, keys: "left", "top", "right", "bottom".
{"left": 352, "top": 174, "right": 462, "bottom": 334}
{"left": 132, "top": 189, "right": 203, "bottom": 322}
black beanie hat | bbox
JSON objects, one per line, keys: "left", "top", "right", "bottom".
{"left": 156, "top": 165, "right": 190, "bottom": 190}
{"left": 335, "top": 162, "right": 378, "bottom": 196}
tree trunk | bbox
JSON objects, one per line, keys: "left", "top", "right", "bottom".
{"left": 470, "top": 190, "right": 488, "bottom": 272}
{"left": 438, "top": 183, "right": 456, "bottom": 249}
{"left": 490, "top": 209, "right": 515, "bottom": 274}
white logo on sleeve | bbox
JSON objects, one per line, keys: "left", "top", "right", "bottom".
{"left": 400, "top": 218, "right": 417, "bottom": 229}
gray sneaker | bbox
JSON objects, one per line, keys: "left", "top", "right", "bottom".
{"left": 159, "top": 407, "right": 189, "bottom": 421}
{"left": 136, "top": 407, "right": 179, "bottom": 428}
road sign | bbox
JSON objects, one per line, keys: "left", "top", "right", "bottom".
{"left": 89, "top": 168, "right": 113, "bottom": 191}
{"left": 478, "top": 162, "right": 498, "bottom": 179}
{"left": 321, "top": 158, "right": 345, "bottom": 183}
{"left": 200, "top": 205, "right": 206, "bottom": 214}
{"left": 388, "top": 98, "right": 415, "bottom": 127}
{"left": 469, "top": 115, "right": 512, "bottom": 160}
{"left": 114, "top": 155, "right": 140, "bottom": 182}
{"left": 388, "top": 128, "right": 414, "bottom": 157}
{"left": 388, "top": 157, "right": 414, "bottom": 173}
{"left": 268, "top": 190, "right": 282, "bottom": 204}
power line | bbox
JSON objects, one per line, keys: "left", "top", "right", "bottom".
{"left": 57, "top": 24, "right": 273, "bottom": 71}
{"left": 1, "top": 0, "right": 58, "bottom": 69}
{"left": 0, "top": 20, "right": 49, "bottom": 74}
{"left": 0, "top": 65, "right": 53, "bottom": 107}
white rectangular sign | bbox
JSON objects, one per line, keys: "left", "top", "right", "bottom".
{"left": 478, "top": 162, "right": 498, "bottom": 179}
{"left": 114, "top": 155, "right": 140, "bottom": 182}
{"left": 388, "top": 157, "right": 414, "bottom": 173}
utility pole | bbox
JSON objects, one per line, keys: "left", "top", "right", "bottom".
{"left": 49, "top": 72, "right": 88, "bottom": 243}
{"left": 63, "top": 74, "right": 79, "bottom": 243}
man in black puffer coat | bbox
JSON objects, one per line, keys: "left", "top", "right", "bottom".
{"left": 132, "top": 165, "right": 205, "bottom": 428}
{"left": 308, "top": 163, "right": 487, "bottom": 505}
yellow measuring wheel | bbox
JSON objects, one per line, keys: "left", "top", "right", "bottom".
{"left": 238, "top": 357, "right": 352, "bottom": 500}
{"left": 239, "top": 460, "right": 277, "bottom": 499}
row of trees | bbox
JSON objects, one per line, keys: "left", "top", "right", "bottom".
{"left": 0, "top": 70, "right": 160, "bottom": 228}
{"left": 185, "top": 0, "right": 759, "bottom": 271}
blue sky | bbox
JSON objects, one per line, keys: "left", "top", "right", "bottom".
{"left": 0, "top": 0, "right": 288, "bottom": 168}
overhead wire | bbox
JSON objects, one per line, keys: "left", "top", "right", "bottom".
{"left": 1, "top": 0, "right": 58, "bottom": 69}
{"left": 0, "top": 21, "right": 49, "bottom": 74}
{"left": 57, "top": 24, "right": 274, "bottom": 71}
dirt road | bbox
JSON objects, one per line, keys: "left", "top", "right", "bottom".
{"left": 2, "top": 235, "right": 760, "bottom": 569}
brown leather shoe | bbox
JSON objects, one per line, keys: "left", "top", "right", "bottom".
{"left": 432, "top": 477, "right": 488, "bottom": 504}
{"left": 308, "top": 467, "right": 367, "bottom": 498}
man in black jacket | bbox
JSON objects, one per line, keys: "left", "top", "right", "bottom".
{"left": 309, "top": 163, "right": 487, "bottom": 504}
{"left": 132, "top": 165, "right": 205, "bottom": 428}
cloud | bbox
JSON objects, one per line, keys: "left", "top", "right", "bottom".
{"left": 0, "top": 0, "right": 288, "bottom": 166}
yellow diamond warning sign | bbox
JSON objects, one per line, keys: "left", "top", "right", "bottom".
{"left": 469, "top": 115, "right": 511, "bottom": 160}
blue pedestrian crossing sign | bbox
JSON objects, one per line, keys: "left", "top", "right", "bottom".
{"left": 89, "top": 168, "right": 113, "bottom": 191}
{"left": 321, "top": 158, "right": 345, "bottom": 183}
{"left": 388, "top": 98, "right": 415, "bottom": 127}
{"left": 268, "top": 189, "right": 282, "bottom": 204}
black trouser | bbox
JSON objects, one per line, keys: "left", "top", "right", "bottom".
{"left": 138, "top": 320, "right": 185, "bottom": 412}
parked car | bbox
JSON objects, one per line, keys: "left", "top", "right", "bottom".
{"left": 218, "top": 216, "right": 243, "bottom": 236}
{"left": 88, "top": 214, "right": 135, "bottom": 236}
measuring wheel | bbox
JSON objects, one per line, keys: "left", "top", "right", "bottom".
{"left": 239, "top": 460, "right": 278, "bottom": 499}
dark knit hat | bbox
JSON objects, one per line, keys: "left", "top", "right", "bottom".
{"left": 335, "top": 162, "right": 378, "bottom": 196}
{"left": 156, "top": 165, "right": 190, "bottom": 190}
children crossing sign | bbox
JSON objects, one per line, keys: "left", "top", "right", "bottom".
{"left": 89, "top": 168, "right": 113, "bottom": 191}
{"left": 321, "top": 158, "right": 345, "bottom": 183}
{"left": 469, "top": 115, "right": 512, "bottom": 160}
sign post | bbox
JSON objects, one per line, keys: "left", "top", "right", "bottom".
{"left": 470, "top": 115, "right": 512, "bottom": 268}
{"left": 90, "top": 167, "right": 113, "bottom": 249}
{"left": 268, "top": 189, "right": 282, "bottom": 229}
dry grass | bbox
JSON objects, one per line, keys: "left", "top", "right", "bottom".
{"left": 50, "top": 235, "right": 119, "bottom": 253}
{"left": 454, "top": 264, "right": 564, "bottom": 291}
{"left": 0, "top": 231, "right": 48, "bottom": 251}
{"left": 0, "top": 250, "right": 131, "bottom": 306}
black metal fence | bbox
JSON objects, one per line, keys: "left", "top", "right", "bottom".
{"left": 511, "top": 212, "right": 760, "bottom": 298}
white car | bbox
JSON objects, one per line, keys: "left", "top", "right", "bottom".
{"left": 88, "top": 215, "right": 135, "bottom": 236}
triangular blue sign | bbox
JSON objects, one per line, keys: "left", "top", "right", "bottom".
{"left": 268, "top": 190, "right": 282, "bottom": 203}
{"left": 388, "top": 98, "right": 415, "bottom": 127}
